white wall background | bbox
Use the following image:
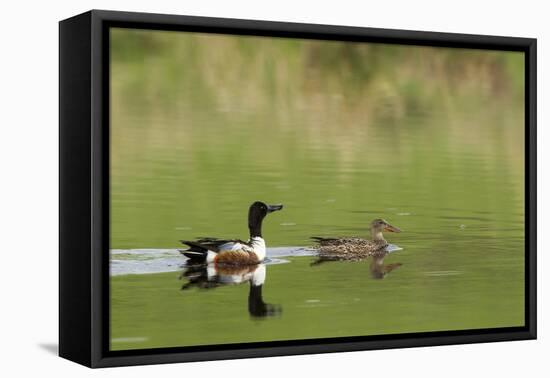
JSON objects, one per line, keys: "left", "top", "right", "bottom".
{"left": 0, "top": 0, "right": 546, "bottom": 376}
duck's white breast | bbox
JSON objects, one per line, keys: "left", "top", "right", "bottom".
{"left": 250, "top": 237, "right": 266, "bottom": 260}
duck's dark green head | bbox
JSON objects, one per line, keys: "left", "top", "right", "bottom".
{"left": 248, "top": 201, "right": 283, "bottom": 237}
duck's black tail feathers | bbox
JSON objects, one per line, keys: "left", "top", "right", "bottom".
{"left": 179, "top": 237, "right": 247, "bottom": 263}
{"left": 311, "top": 236, "right": 337, "bottom": 242}
{"left": 310, "top": 236, "right": 341, "bottom": 247}
{"left": 179, "top": 240, "right": 213, "bottom": 263}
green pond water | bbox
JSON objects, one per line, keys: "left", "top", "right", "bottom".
{"left": 109, "top": 28, "right": 525, "bottom": 351}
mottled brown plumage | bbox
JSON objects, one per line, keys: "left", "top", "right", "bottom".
{"left": 316, "top": 238, "right": 388, "bottom": 261}
{"left": 312, "top": 218, "right": 401, "bottom": 261}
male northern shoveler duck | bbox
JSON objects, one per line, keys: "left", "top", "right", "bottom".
{"left": 180, "top": 201, "right": 283, "bottom": 265}
{"left": 311, "top": 218, "right": 401, "bottom": 261}
{"left": 180, "top": 263, "right": 282, "bottom": 318}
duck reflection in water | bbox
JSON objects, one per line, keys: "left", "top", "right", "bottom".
{"left": 311, "top": 250, "right": 402, "bottom": 279}
{"left": 180, "top": 263, "right": 282, "bottom": 318}
{"left": 368, "top": 252, "right": 402, "bottom": 279}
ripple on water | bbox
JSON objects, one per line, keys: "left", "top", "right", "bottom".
{"left": 423, "top": 271, "right": 464, "bottom": 277}
{"left": 110, "top": 246, "right": 316, "bottom": 276}
{"left": 111, "top": 245, "right": 403, "bottom": 276}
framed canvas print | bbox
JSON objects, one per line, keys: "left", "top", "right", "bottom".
{"left": 59, "top": 10, "right": 536, "bottom": 368}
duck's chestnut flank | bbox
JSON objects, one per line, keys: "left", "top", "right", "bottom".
{"left": 214, "top": 251, "right": 261, "bottom": 265}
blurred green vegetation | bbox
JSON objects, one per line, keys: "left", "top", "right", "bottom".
{"left": 109, "top": 28, "right": 524, "bottom": 249}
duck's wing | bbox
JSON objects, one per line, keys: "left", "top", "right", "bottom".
{"left": 316, "top": 238, "right": 387, "bottom": 260}
{"left": 179, "top": 237, "right": 254, "bottom": 263}
{"left": 196, "top": 237, "right": 247, "bottom": 244}
{"left": 311, "top": 236, "right": 336, "bottom": 242}
{"left": 181, "top": 238, "right": 249, "bottom": 252}
{"left": 310, "top": 236, "right": 343, "bottom": 246}
{"left": 311, "top": 236, "right": 366, "bottom": 247}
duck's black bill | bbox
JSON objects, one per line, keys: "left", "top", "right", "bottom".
{"left": 267, "top": 204, "right": 283, "bottom": 213}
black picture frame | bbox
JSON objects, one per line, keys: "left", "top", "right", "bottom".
{"left": 59, "top": 9, "right": 537, "bottom": 368}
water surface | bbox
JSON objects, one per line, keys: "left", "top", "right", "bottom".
{"left": 109, "top": 29, "right": 525, "bottom": 351}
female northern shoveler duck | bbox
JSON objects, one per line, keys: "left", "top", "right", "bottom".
{"left": 180, "top": 201, "right": 283, "bottom": 265}
{"left": 311, "top": 218, "right": 401, "bottom": 261}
